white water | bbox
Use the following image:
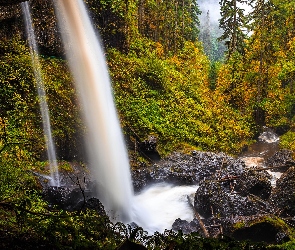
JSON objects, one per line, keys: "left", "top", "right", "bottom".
{"left": 133, "top": 183, "right": 198, "bottom": 233}
{"left": 22, "top": 1, "right": 60, "bottom": 187}
{"left": 258, "top": 129, "right": 280, "bottom": 143}
{"left": 53, "top": 0, "right": 133, "bottom": 222}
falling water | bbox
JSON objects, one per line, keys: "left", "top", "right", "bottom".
{"left": 22, "top": 1, "right": 60, "bottom": 186}
{"left": 53, "top": 0, "right": 133, "bottom": 222}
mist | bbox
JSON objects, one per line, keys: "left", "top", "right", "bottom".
{"left": 198, "top": 0, "right": 252, "bottom": 25}
{"left": 198, "top": 0, "right": 221, "bottom": 25}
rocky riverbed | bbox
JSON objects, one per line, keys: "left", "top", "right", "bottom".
{"left": 38, "top": 130, "right": 295, "bottom": 244}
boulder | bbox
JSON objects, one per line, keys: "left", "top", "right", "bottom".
{"left": 194, "top": 180, "right": 268, "bottom": 219}
{"left": 132, "top": 151, "right": 247, "bottom": 192}
{"left": 139, "top": 136, "right": 161, "bottom": 161}
{"left": 270, "top": 166, "right": 295, "bottom": 217}
{"left": 44, "top": 185, "right": 98, "bottom": 212}
{"left": 235, "top": 169, "right": 272, "bottom": 200}
{"left": 132, "top": 168, "right": 152, "bottom": 192}
{"left": 172, "top": 218, "right": 201, "bottom": 235}
{"left": 265, "top": 149, "right": 295, "bottom": 172}
{"left": 230, "top": 216, "right": 290, "bottom": 244}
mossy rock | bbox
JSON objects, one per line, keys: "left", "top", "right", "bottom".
{"left": 231, "top": 216, "right": 292, "bottom": 244}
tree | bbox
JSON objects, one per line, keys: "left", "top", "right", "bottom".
{"left": 137, "top": 0, "right": 201, "bottom": 54}
{"left": 200, "top": 10, "right": 212, "bottom": 57}
{"left": 218, "top": 0, "right": 248, "bottom": 57}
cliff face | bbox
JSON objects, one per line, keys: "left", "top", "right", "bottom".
{"left": 0, "top": 0, "right": 63, "bottom": 56}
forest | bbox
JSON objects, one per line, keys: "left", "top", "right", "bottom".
{"left": 0, "top": 0, "right": 295, "bottom": 249}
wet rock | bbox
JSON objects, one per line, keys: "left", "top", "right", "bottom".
{"left": 275, "top": 231, "right": 290, "bottom": 244}
{"left": 194, "top": 160, "right": 272, "bottom": 219}
{"left": 270, "top": 166, "right": 295, "bottom": 217}
{"left": 265, "top": 149, "right": 295, "bottom": 172}
{"left": 44, "top": 185, "right": 97, "bottom": 211}
{"left": 235, "top": 169, "right": 272, "bottom": 200}
{"left": 149, "top": 160, "right": 199, "bottom": 186}
{"left": 139, "top": 136, "right": 161, "bottom": 161}
{"left": 38, "top": 162, "right": 105, "bottom": 212}
{"left": 190, "top": 151, "right": 240, "bottom": 181}
{"left": 194, "top": 180, "right": 267, "bottom": 219}
{"left": 139, "top": 136, "right": 157, "bottom": 152}
{"left": 172, "top": 218, "right": 201, "bottom": 234}
{"left": 81, "top": 197, "right": 106, "bottom": 216}
{"left": 151, "top": 151, "right": 238, "bottom": 186}
{"left": 132, "top": 151, "right": 247, "bottom": 192}
{"left": 132, "top": 168, "right": 152, "bottom": 192}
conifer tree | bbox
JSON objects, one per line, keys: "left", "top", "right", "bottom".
{"left": 200, "top": 10, "right": 212, "bottom": 58}
{"left": 137, "top": 0, "right": 201, "bottom": 53}
{"left": 218, "top": 0, "right": 248, "bottom": 57}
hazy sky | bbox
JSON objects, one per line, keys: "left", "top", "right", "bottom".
{"left": 198, "top": 0, "right": 222, "bottom": 25}
{"left": 198, "top": 0, "right": 252, "bottom": 25}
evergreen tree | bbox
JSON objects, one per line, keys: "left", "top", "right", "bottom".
{"left": 200, "top": 10, "right": 212, "bottom": 57}
{"left": 218, "top": 0, "right": 248, "bottom": 57}
{"left": 137, "top": 0, "right": 201, "bottom": 54}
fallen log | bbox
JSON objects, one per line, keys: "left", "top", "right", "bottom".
{"left": 187, "top": 196, "right": 209, "bottom": 237}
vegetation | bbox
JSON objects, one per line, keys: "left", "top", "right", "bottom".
{"left": 0, "top": 0, "right": 294, "bottom": 248}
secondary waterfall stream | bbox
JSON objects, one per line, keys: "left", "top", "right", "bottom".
{"left": 22, "top": 1, "right": 60, "bottom": 187}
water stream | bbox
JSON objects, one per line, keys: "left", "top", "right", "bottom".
{"left": 22, "top": 1, "right": 60, "bottom": 187}
{"left": 240, "top": 128, "right": 282, "bottom": 185}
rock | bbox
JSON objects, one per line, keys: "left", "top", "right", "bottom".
{"left": 230, "top": 216, "right": 290, "bottom": 244}
{"left": 132, "top": 151, "right": 248, "bottom": 192}
{"left": 44, "top": 185, "right": 98, "bottom": 212}
{"left": 172, "top": 218, "right": 201, "bottom": 235}
{"left": 275, "top": 231, "right": 290, "bottom": 244}
{"left": 82, "top": 197, "right": 106, "bottom": 216}
{"left": 270, "top": 166, "right": 295, "bottom": 217}
{"left": 194, "top": 180, "right": 268, "bottom": 219}
{"left": 235, "top": 169, "right": 272, "bottom": 200}
{"left": 132, "top": 168, "right": 152, "bottom": 192}
{"left": 139, "top": 136, "right": 157, "bottom": 152}
{"left": 139, "top": 135, "right": 161, "bottom": 161}
{"left": 265, "top": 149, "right": 295, "bottom": 172}
{"left": 194, "top": 161, "right": 272, "bottom": 219}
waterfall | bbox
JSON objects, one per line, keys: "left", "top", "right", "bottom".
{"left": 53, "top": 0, "right": 133, "bottom": 222}
{"left": 22, "top": 1, "right": 60, "bottom": 187}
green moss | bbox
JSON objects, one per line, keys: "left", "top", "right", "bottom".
{"left": 233, "top": 221, "right": 246, "bottom": 230}
{"left": 59, "top": 161, "right": 73, "bottom": 172}
{"left": 280, "top": 131, "right": 295, "bottom": 152}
